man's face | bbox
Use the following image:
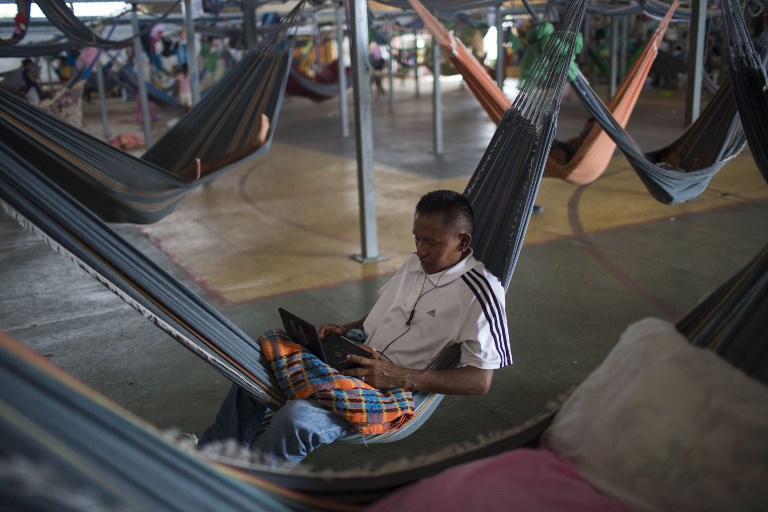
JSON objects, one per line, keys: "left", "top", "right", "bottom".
{"left": 412, "top": 213, "right": 465, "bottom": 274}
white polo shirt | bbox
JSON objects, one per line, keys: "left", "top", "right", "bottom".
{"left": 363, "top": 252, "right": 511, "bottom": 370}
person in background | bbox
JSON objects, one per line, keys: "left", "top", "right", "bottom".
{"left": 55, "top": 55, "right": 74, "bottom": 84}
{"left": 175, "top": 62, "right": 192, "bottom": 114}
{"left": 21, "top": 58, "right": 41, "bottom": 105}
{"left": 369, "top": 41, "right": 386, "bottom": 97}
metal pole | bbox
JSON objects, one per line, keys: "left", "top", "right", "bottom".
{"left": 183, "top": 0, "right": 201, "bottom": 104}
{"left": 96, "top": 62, "right": 110, "bottom": 140}
{"left": 609, "top": 15, "right": 618, "bottom": 97}
{"left": 131, "top": 4, "right": 152, "bottom": 146}
{"left": 495, "top": 3, "right": 504, "bottom": 90}
{"left": 685, "top": 0, "right": 705, "bottom": 125}
{"left": 583, "top": 15, "right": 594, "bottom": 83}
{"left": 432, "top": 36, "right": 443, "bottom": 155}
{"left": 414, "top": 32, "right": 420, "bottom": 98}
{"left": 46, "top": 59, "right": 54, "bottom": 96}
{"left": 313, "top": 9, "right": 321, "bottom": 68}
{"left": 335, "top": 3, "right": 349, "bottom": 138}
{"left": 349, "top": 0, "right": 384, "bottom": 263}
{"left": 387, "top": 22, "right": 395, "bottom": 112}
{"left": 243, "top": 0, "right": 258, "bottom": 49}
{"left": 619, "top": 15, "right": 627, "bottom": 78}
{"left": 399, "top": 33, "right": 406, "bottom": 88}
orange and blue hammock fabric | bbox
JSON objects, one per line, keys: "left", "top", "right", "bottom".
{"left": 260, "top": 330, "right": 414, "bottom": 435}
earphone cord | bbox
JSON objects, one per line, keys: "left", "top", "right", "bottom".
{"left": 379, "top": 270, "right": 445, "bottom": 358}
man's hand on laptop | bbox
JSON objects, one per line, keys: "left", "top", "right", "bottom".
{"left": 344, "top": 348, "right": 415, "bottom": 390}
{"left": 318, "top": 317, "right": 366, "bottom": 340}
{"left": 318, "top": 323, "right": 344, "bottom": 339}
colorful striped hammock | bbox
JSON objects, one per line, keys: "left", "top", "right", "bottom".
{"left": 2, "top": 241, "right": 765, "bottom": 508}
{"left": 0, "top": 0, "right": 588, "bottom": 443}
{"left": 2, "top": 0, "right": 766, "bottom": 503}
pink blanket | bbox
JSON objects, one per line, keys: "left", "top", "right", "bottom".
{"left": 368, "top": 448, "right": 629, "bottom": 512}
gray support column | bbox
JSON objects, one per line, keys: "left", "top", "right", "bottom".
{"left": 387, "top": 24, "right": 395, "bottom": 112}
{"left": 46, "top": 59, "right": 54, "bottom": 96}
{"left": 96, "top": 62, "right": 110, "bottom": 140}
{"left": 432, "top": 37, "right": 443, "bottom": 155}
{"left": 619, "top": 15, "right": 627, "bottom": 78}
{"left": 132, "top": 4, "right": 152, "bottom": 146}
{"left": 335, "top": 3, "right": 349, "bottom": 138}
{"left": 584, "top": 16, "right": 595, "bottom": 83}
{"left": 399, "top": 33, "right": 406, "bottom": 87}
{"left": 183, "top": 0, "right": 201, "bottom": 104}
{"left": 685, "top": 0, "right": 706, "bottom": 125}
{"left": 609, "top": 15, "right": 618, "bottom": 97}
{"left": 313, "top": 10, "right": 321, "bottom": 68}
{"left": 243, "top": 0, "right": 258, "bottom": 49}
{"left": 414, "top": 32, "right": 420, "bottom": 98}
{"left": 349, "top": 0, "right": 384, "bottom": 263}
{"left": 495, "top": 3, "right": 504, "bottom": 90}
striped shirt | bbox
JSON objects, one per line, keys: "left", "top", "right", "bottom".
{"left": 364, "top": 252, "right": 511, "bottom": 370}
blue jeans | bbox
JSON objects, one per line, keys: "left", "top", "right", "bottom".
{"left": 199, "top": 383, "right": 351, "bottom": 467}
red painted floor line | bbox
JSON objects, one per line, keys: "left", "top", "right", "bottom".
{"left": 566, "top": 185, "right": 682, "bottom": 319}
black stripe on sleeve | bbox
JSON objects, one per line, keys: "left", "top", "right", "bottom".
{"left": 461, "top": 270, "right": 511, "bottom": 366}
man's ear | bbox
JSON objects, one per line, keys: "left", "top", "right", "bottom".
{"left": 460, "top": 234, "right": 472, "bottom": 251}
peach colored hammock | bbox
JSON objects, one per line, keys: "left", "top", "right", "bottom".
{"left": 408, "top": 0, "right": 679, "bottom": 185}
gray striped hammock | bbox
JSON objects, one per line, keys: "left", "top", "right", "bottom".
{"left": 1, "top": 0, "right": 766, "bottom": 505}
{"left": 0, "top": 0, "right": 587, "bottom": 445}
{"left": 1, "top": 242, "right": 764, "bottom": 508}
{"left": 0, "top": 0, "right": 178, "bottom": 58}
{"left": 720, "top": 0, "right": 768, "bottom": 184}
{"left": 524, "top": 0, "right": 768, "bottom": 204}
{"left": 0, "top": 1, "right": 304, "bottom": 224}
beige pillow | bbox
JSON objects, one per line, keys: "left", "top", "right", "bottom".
{"left": 543, "top": 318, "right": 768, "bottom": 512}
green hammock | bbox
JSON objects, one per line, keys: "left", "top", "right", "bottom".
{"left": 0, "top": 1, "right": 304, "bottom": 224}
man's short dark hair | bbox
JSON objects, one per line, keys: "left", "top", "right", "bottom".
{"left": 415, "top": 190, "right": 474, "bottom": 234}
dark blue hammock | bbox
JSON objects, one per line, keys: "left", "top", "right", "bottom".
{"left": 521, "top": 0, "right": 768, "bottom": 204}
{"left": 1, "top": 240, "right": 764, "bottom": 508}
{"left": 0, "top": 0, "right": 589, "bottom": 442}
{"left": 0, "top": 1, "right": 304, "bottom": 224}
{"left": 720, "top": 0, "right": 768, "bottom": 184}
{"left": 1, "top": 0, "right": 766, "bottom": 504}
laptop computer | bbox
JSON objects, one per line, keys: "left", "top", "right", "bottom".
{"left": 278, "top": 307, "right": 372, "bottom": 371}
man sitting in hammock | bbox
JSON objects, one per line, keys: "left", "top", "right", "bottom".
{"left": 549, "top": 117, "right": 596, "bottom": 165}
{"left": 199, "top": 190, "right": 512, "bottom": 466}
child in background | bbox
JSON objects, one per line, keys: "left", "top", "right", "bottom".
{"left": 175, "top": 62, "right": 192, "bottom": 114}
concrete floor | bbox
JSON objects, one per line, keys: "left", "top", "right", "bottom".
{"left": 1, "top": 75, "right": 766, "bottom": 472}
